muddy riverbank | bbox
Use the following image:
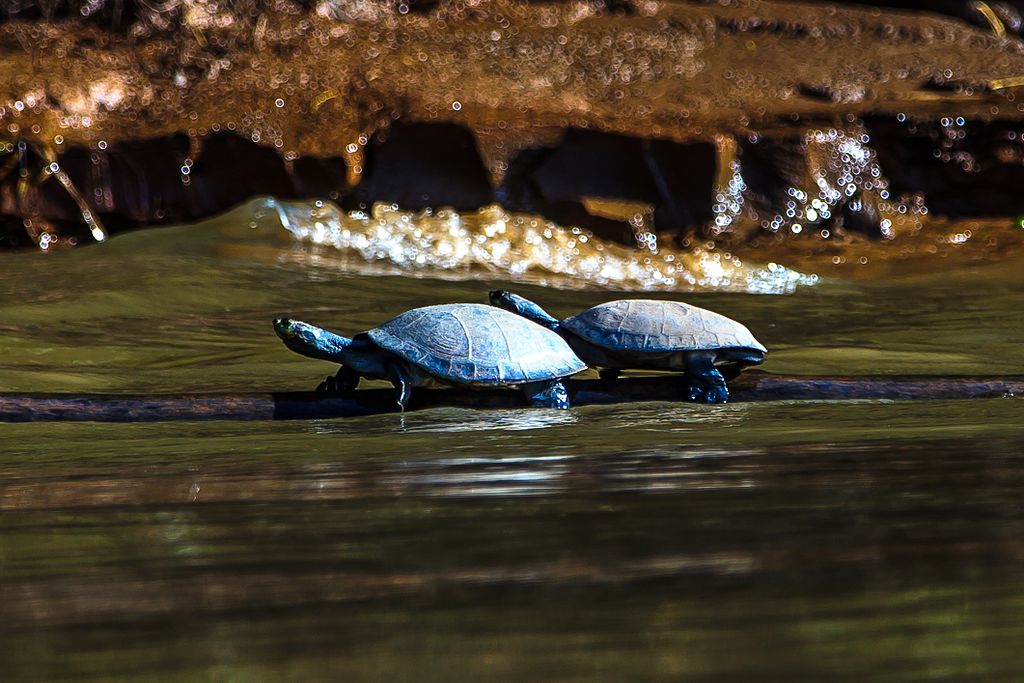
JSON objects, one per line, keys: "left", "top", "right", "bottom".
{"left": 3, "top": 1, "right": 1024, "bottom": 261}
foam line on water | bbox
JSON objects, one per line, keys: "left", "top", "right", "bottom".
{"left": 267, "top": 198, "right": 817, "bottom": 294}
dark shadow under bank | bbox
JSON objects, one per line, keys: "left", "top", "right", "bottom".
{"left": 2, "top": 372, "right": 1021, "bottom": 422}
{"left": 10, "top": 115, "right": 1024, "bottom": 249}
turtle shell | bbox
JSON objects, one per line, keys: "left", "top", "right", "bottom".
{"left": 561, "top": 299, "right": 766, "bottom": 354}
{"left": 368, "top": 304, "right": 587, "bottom": 385}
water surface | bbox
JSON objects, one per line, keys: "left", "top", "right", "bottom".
{"left": 2, "top": 212, "right": 1023, "bottom": 681}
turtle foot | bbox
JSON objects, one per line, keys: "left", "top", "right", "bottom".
{"left": 316, "top": 375, "right": 342, "bottom": 393}
{"left": 686, "top": 375, "right": 729, "bottom": 404}
{"left": 524, "top": 380, "right": 571, "bottom": 409}
{"left": 316, "top": 368, "right": 360, "bottom": 394}
{"left": 316, "top": 376, "right": 358, "bottom": 394}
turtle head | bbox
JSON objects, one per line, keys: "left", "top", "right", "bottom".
{"left": 274, "top": 318, "right": 353, "bottom": 362}
{"left": 488, "top": 290, "right": 560, "bottom": 329}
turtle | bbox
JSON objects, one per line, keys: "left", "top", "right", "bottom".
{"left": 273, "top": 303, "right": 587, "bottom": 409}
{"left": 488, "top": 290, "right": 767, "bottom": 404}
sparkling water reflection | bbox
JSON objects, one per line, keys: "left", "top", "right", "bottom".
{"left": 309, "top": 407, "right": 581, "bottom": 435}
{"left": 266, "top": 198, "right": 818, "bottom": 293}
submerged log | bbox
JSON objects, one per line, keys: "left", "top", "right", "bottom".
{"left": 1, "top": 373, "right": 1020, "bottom": 423}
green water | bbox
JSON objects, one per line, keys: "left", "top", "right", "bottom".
{"left": 2, "top": 215, "right": 1024, "bottom": 681}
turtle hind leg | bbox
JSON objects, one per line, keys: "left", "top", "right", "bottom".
{"left": 387, "top": 365, "right": 413, "bottom": 411}
{"left": 316, "top": 366, "right": 361, "bottom": 394}
{"left": 599, "top": 368, "right": 622, "bottom": 381}
{"left": 683, "top": 351, "right": 729, "bottom": 404}
{"left": 522, "top": 379, "right": 571, "bottom": 409}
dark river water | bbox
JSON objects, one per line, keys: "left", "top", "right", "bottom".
{"left": 2, "top": 207, "right": 1024, "bottom": 680}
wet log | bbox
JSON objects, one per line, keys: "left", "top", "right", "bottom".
{"left": 0, "top": 372, "right": 1021, "bottom": 423}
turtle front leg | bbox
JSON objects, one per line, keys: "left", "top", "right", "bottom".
{"left": 316, "top": 366, "right": 361, "bottom": 394}
{"left": 683, "top": 351, "right": 729, "bottom": 404}
{"left": 522, "top": 379, "right": 571, "bottom": 409}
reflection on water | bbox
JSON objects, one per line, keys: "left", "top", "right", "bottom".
{"left": 2, "top": 213, "right": 1024, "bottom": 680}
{"left": 309, "top": 407, "right": 580, "bottom": 435}
{"left": 265, "top": 198, "right": 818, "bottom": 293}
{"left": 3, "top": 406, "right": 1024, "bottom": 680}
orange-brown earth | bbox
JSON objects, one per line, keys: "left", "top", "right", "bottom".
{"left": 3, "top": 0, "right": 1024, "bottom": 264}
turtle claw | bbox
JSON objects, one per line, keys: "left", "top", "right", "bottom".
{"left": 316, "top": 367, "right": 360, "bottom": 394}
{"left": 524, "top": 380, "right": 571, "bottom": 409}
{"left": 686, "top": 375, "right": 729, "bottom": 404}
{"left": 316, "top": 375, "right": 341, "bottom": 393}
